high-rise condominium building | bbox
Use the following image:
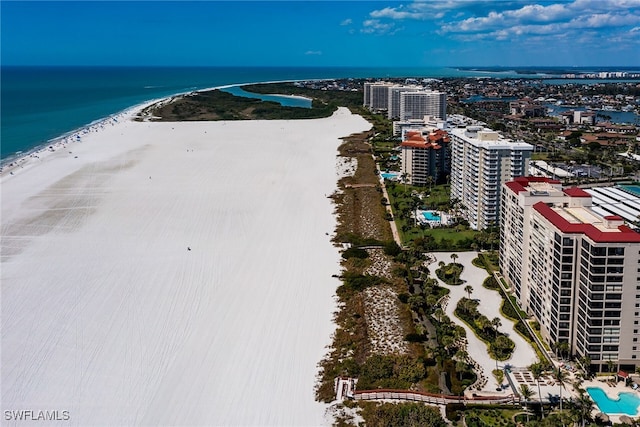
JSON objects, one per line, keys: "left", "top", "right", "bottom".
{"left": 387, "top": 86, "right": 424, "bottom": 120}
{"left": 399, "top": 91, "right": 446, "bottom": 121}
{"left": 500, "top": 177, "right": 640, "bottom": 373}
{"left": 400, "top": 130, "right": 450, "bottom": 186}
{"left": 449, "top": 125, "right": 533, "bottom": 230}
{"left": 363, "top": 82, "right": 395, "bottom": 111}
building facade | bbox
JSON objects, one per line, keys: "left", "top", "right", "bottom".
{"left": 400, "top": 130, "right": 450, "bottom": 186}
{"left": 399, "top": 91, "right": 447, "bottom": 121}
{"left": 387, "top": 86, "right": 424, "bottom": 120}
{"left": 449, "top": 125, "right": 533, "bottom": 230}
{"left": 500, "top": 177, "right": 640, "bottom": 373}
{"left": 363, "top": 82, "right": 395, "bottom": 111}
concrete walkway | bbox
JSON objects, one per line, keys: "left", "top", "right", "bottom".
{"left": 431, "top": 251, "right": 538, "bottom": 392}
{"left": 377, "top": 173, "right": 402, "bottom": 247}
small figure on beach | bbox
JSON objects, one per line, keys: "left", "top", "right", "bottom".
{"left": 187, "top": 247, "right": 191, "bottom": 251}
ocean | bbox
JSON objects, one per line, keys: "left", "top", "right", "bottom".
{"left": 1, "top": 66, "right": 637, "bottom": 161}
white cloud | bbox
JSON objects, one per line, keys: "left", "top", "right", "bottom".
{"left": 340, "top": 18, "right": 352, "bottom": 26}
{"left": 304, "top": 50, "right": 322, "bottom": 56}
{"left": 370, "top": 6, "right": 425, "bottom": 20}
{"left": 439, "top": 0, "right": 640, "bottom": 41}
{"left": 361, "top": 19, "right": 398, "bottom": 35}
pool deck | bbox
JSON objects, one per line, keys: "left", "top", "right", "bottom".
{"left": 582, "top": 378, "right": 640, "bottom": 423}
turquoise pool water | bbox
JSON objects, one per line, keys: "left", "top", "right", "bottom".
{"left": 586, "top": 387, "right": 640, "bottom": 416}
{"left": 619, "top": 185, "right": 640, "bottom": 197}
{"left": 422, "top": 211, "right": 441, "bottom": 221}
{"left": 381, "top": 172, "right": 398, "bottom": 180}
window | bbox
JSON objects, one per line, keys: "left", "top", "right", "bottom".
{"left": 608, "top": 247, "right": 624, "bottom": 256}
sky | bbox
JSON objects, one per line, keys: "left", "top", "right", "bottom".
{"left": 1, "top": 0, "right": 639, "bottom": 67}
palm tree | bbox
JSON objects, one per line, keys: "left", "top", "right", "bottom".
{"left": 450, "top": 253, "right": 458, "bottom": 264}
{"left": 519, "top": 384, "right": 535, "bottom": 423}
{"left": 606, "top": 359, "right": 617, "bottom": 375}
{"left": 555, "top": 368, "right": 568, "bottom": 414}
{"left": 578, "top": 355, "right": 592, "bottom": 379}
{"left": 572, "top": 391, "right": 594, "bottom": 427}
{"left": 464, "top": 285, "right": 473, "bottom": 299}
{"left": 425, "top": 175, "right": 435, "bottom": 192}
{"left": 557, "top": 341, "right": 570, "bottom": 360}
{"left": 530, "top": 362, "right": 545, "bottom": 419}
{"left": 456, "top": 359, "right": 467, "bottom": 380}
{"left": 477, "top": 315, "right": 492, "bottom": 333}
{"left": 491, "top": 317, "right": 502, "bottom": 334}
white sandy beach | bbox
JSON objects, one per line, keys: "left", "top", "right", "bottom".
{"left": 1, "top": 107, "right": 370, "bottom": 426}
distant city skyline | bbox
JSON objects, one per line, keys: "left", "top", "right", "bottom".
{"left": 2, "top": 0, "right": 639, "bottom": 67}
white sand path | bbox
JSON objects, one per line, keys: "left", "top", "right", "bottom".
{"left": 432, "top": 252, "right": 538, "bottom": 391}
{"left": 1, "top": 107, "right": 371, "bottom": 426}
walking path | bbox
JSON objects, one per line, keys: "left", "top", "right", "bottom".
{"left": 431, "top": 252, "right": 538, "bottom": 392}
{"left": 376, "top": 170, "right": 402, "bottom": 247}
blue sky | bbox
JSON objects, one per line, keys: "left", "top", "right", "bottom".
{"left": 2, "top": 0, "right": 639, "bottom": 67}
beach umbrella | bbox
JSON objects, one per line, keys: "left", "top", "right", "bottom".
{"left": 619, "top": 415, "right": 633, "bottom": 425}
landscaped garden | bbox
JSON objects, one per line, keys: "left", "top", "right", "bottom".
{"left": 454, "top": 297, "right": 515, "bottom": 360}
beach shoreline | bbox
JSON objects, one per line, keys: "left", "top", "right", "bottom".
{"left": 1, "top": 101, "right": 371, "bottom": 425}
{"left": 0, "top": 78, "right": 325, "bottom": 174}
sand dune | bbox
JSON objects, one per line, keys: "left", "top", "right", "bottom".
{"left": 1, "top": 107, "right": 371, "bottom": 426}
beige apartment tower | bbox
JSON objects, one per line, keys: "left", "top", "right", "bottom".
{"left": 500, "top": 177, "right": 640, "bottom": 373}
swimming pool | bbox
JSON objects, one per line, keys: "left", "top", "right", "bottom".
{"left": 381, "top": 172, "right": 399, "bottom": 180}
{"left": 619, "top": 185, "right": 640, "bottom": 197}
{"left": 586, "top": 387, "right": 640, "bottom": 416}
{"left": 422, "top": 211, "right": 441, "bottom": 221}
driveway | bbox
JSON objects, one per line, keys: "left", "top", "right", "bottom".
{"left": 431, "top": 251, "right": 538, "bottom": 391}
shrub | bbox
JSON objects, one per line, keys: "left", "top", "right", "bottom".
{"left": 338, "top": 272, "right": 384, "bottom": 293}
{"left": 383, "top": 240, "right": 402, "bottom": 256}
{"left": 341, "top": 247, "right": 369, "bottom": 259}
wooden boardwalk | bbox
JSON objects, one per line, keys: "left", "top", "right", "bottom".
{"left": 354, "top": 389, "right": 518, "bottom": 406}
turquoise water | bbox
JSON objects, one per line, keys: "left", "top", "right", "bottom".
{"left": 422, "top": 211, "right": 441, "bottom": 221}
{"left": 381, "top": 173, "right": 399, "bottom": 180}
{"left": 4, "top": 66, "right": 637, "bottom": 161}
{"left": 619, "top": 185, "right": 640, "bottom": 197}
{"left": 220, "top": 86, "right": 311, "bottom": 108}
{"left": 2, "top": 65, "right": 501, "bottom": 161}
{"left": 586, "top": 387, "right": 640, "bottom": 415}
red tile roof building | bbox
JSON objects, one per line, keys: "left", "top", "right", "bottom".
{"left": 500, "top": 177, "right": 640, "bottom": 373}
{"left": 399, "top": 130, "right": 450, "bottom": 186}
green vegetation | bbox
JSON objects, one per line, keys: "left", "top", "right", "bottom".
{"left": 140, "top": 88, "right": 350, "bottom": 121}
{"left": 455, "top": 298, "right": 515, "bottom": 360}
{"left": 338, "top": 272, "right": 385, "bottom": 294}
{"left": 359, "top": 402, "right": 447, "bottom": 427}
{"left": 341, "top": 247, "right": 369, "bottom": 260}
{"left": 356, "top": 354, "right": 427, "bottom": 390}
{"left": 435, "top": 262, "right": 464, "bottom": 285}
{"left": 482, "top": 276, "right": 500, "bottom": 290}
{"left": 241, "top": 82, "right": 364, "bottom": 112}
{"left": 463, "top": 407, "right": 518, "bottom": 427}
